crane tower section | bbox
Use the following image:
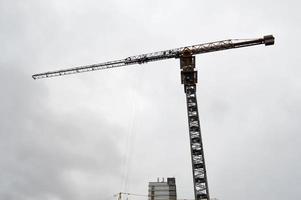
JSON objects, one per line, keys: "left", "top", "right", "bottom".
{"left": 180, "top": 49, "right": 209, "bottom": 200}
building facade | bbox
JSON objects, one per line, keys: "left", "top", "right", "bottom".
{"left": 148, "top": 178, "right": 177, "bottom": 200}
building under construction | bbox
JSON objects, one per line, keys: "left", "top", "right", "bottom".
{"left": 148, "top": 178, "right": 177, "bottom": 200}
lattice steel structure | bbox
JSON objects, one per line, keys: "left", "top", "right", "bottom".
{"left": 180, "top": 50, "right": 210, "bottom": 199}
{"left": 33, "top": 35, "right": 274, "bottom": 200}
{"left": 32, "top": 36, "right": 274, "bottom": 80}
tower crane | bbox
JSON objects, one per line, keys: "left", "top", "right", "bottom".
{"left": 32, "top": 35, "right": 275, "bottom": 200}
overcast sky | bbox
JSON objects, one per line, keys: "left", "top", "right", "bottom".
{"left": 1, "top": 0, "right": 300, "bottom": 200}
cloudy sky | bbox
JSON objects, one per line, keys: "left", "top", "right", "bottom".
{"left": 1, "top": 0, "right": 300, "bottom": 200}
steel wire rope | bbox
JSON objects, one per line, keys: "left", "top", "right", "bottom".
{"left": 120, "top": 72, "right": 139, "bottom": 194}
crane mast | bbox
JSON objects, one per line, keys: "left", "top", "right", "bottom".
{"left": 32, "top": 35, "right": 274, "bottom": 200}
{"left": 180, "top": 50, "right": 210, "bottom": 199}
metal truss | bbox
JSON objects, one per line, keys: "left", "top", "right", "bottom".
{"left": 180, "top": 51, "right": 209, "bottom": 200}
{"left": 32, "top": 35, "right": 274, "bottom": 79}
{"left": 185, "top": 85, "right": 209, "bottom": 200}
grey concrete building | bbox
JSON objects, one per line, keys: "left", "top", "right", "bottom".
{"left": 148, "top": 178, "right": 177, "bottom": 200}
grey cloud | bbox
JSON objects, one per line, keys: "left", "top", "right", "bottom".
{"left": 0, "top": 67, "right": 123, "bottom": 200}
{"left": 1, "top": 0, "right": 300, "bottom": 200}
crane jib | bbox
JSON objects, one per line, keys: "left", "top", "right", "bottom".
{"left": 32, "top": 34, "right": 274, "bottom": 80}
